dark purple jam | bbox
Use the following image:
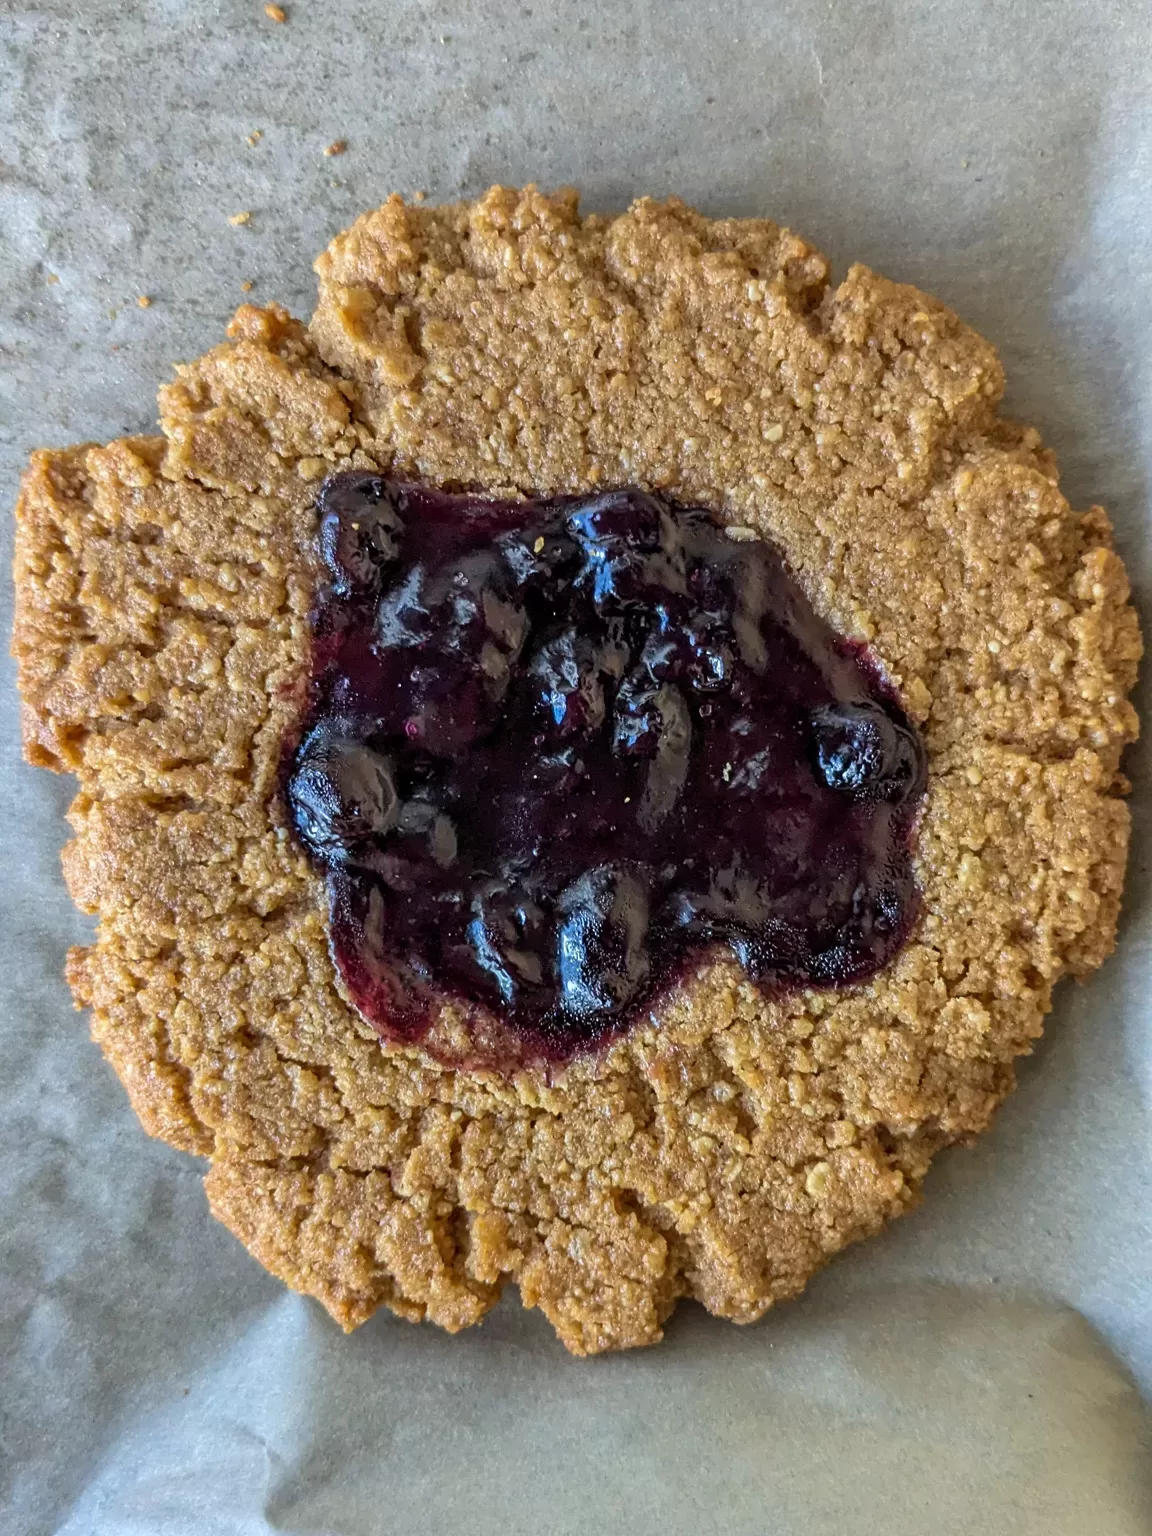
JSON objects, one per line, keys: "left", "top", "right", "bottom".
{"left": 287, "top": 474, "right": 926, "bottom": 1070}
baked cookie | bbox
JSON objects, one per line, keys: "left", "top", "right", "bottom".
{"left": 12, "top": 187, "right": 1140, "bottom": 1354}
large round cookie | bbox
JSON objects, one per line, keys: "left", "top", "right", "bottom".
{"left": 13, "top": 187, "right": 1140, "bottom": 1353}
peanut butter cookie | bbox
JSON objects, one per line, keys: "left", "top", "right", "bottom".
{"left": 12, "top": 187, "right": 1140, "bottom": 1353}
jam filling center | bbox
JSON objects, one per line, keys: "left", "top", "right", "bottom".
{"left": 287, "top": 475, "right": 926, "bottom": 1067}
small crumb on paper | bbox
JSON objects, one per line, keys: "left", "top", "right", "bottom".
{"left": 136, "top": 295, "right": 151, "bottom": 308}
{"left": 413, "top": 189, "right": 426, "bottom": 202}
{"left": 240, "top": 280, "right": 254, "bottom": 292}
{"left": 246, "top": 129, "right": 263, "bottom": 147}
{"left": 228, "top": 211, "right": 251, "bottom": 226}
{"left": 45, "top": 272, "right": 60, "bottom": 285}
{"left": 324, "top": 140, "right": 347, "bottom": 157}
{"left": 264, "top": 3, "right": 286, "bottom": 21}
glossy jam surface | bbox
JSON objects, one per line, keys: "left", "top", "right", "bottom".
{"left": 288, "top": 474, "right": 926, "bottom": 1068}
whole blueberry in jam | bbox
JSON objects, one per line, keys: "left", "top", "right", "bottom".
{"left": 287, "top": 475, "right": 926, "bottom": 1068}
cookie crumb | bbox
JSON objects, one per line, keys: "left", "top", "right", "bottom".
{"left": 264, "top": 3, "right": 286, "bottom": 20}
{"left": 45, "top": 272, "right": 60, "bottom": 285}
{"left": 228, "top": 211, "right": 252, "bottom": 226}
{"left": 136, "top": 295, "right": 151, "bottom": 309}
{"left": 246, "top": 129, "right": 263, "bottom": 147}
{"left": 413, "top": 190, "right": 427, "bottom": 203}
{"left": 240, "top": 280, "right": 254, "bottom": 293}
{"left": 324, "top": 140, "right": 347, "bottom": 157}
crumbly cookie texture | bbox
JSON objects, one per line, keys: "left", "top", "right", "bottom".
{"left": 13, "top": 188, "right": 1140, "bottom": 1354}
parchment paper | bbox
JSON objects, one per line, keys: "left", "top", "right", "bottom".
{"left": 1, "top": 2, "right": 1149, "bottom": 1532}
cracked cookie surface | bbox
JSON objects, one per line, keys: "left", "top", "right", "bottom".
{"left": 12, "top": 187, "right": 1141, "bottom": 1353}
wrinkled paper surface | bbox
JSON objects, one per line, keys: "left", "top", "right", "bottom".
{"left": 1, "top": 2, "right": 1149, "bottom": 1531}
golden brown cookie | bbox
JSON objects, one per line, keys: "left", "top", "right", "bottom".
{"left": 12, "top": 187, "right": 1141, "bottom": 1354}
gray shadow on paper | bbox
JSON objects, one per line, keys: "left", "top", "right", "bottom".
{"left": 49, "top": 1284, "right": 1152, "bottom": 1536}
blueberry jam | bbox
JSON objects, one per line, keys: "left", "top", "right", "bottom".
{"left": 287, "top": 474, "right": 926, "bottom": 1069}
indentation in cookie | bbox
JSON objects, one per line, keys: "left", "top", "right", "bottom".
{"left": 287, "top": 474, "right": 926, "bottom": 1068}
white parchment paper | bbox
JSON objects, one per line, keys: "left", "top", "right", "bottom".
{"left": 1, "top": 2, "right": 1149, "bottom": 1531}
